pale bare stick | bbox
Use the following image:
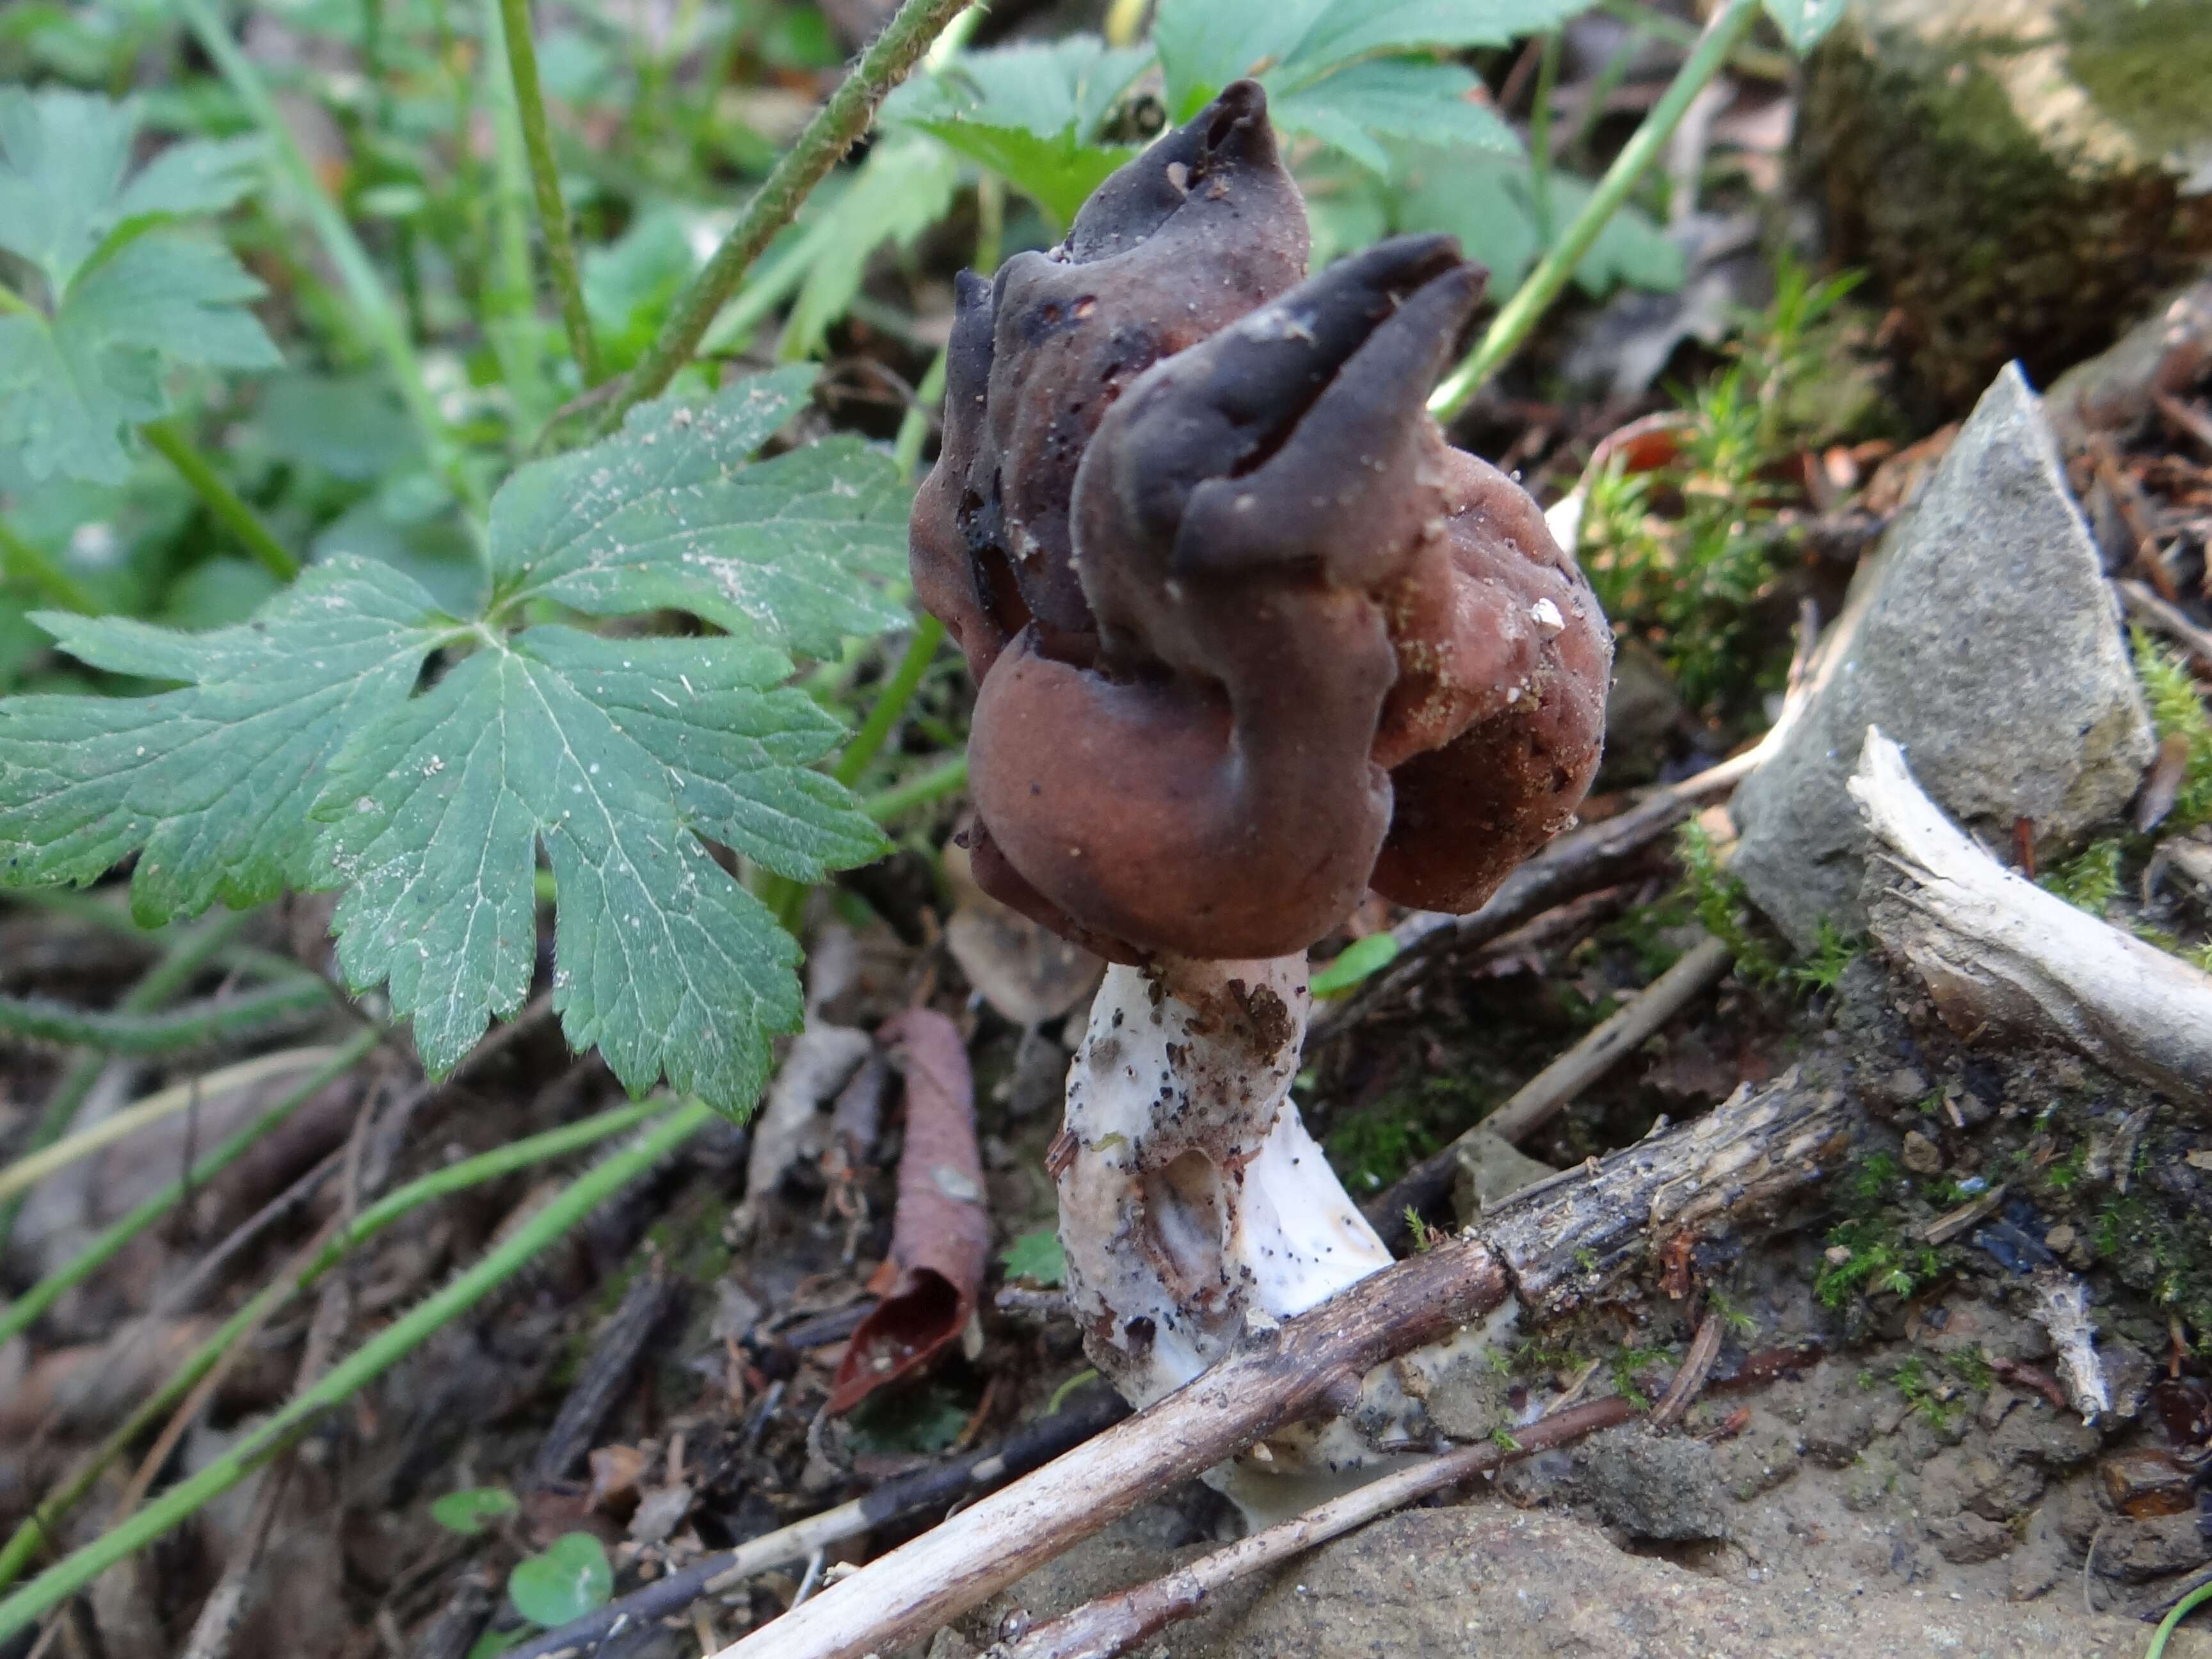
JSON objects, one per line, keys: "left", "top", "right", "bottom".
{"left": 1850, "top": 725, "right": 2212, "bottom": 1101}
{"left": 710, "top": 1072, "right": 1853, "bottom": 1659}
{"left": 1371, "top": 932, "right": 1734, "bottom": 1235}
{"left": 993, "top": 1395, "right": 1636, "bottom": 1659}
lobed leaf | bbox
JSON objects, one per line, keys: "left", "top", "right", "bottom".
{"left": 314, "top": 625, "right": 880, "bottom": 1105}
{"left": 1153, "top": 0, "right": 1333, "bottom": 121}
{"left": 0, "top": 89, "right": 275, "bottom": 485}
{"left": 0, "top": 232, "right": 283, "bottom": 485}
{"left": 488, "top": 371, "right": 908, "bottom": 657}
{"left": 1155, "top": 0, "right": 1596, "bottom": 120}
{"left": 1270, "top": 59, "right": 1518, "bottom": 176}
{"left": 0, "top": 89, "right": 262, "bottom": 296}
{"left": 1276, "top": 0, "right": 1597, "bottom": 84}
{"left": 0, "top": 367, "right": 902, "bottom": 1118}
{"left": 884, "top": 38, "right": 1151, "bottom": 223}
{"left": 0, "top": 557, "right": 449, "bottom": 922}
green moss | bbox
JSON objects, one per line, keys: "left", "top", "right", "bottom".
{"left": 1324, "top": 1072, "right": 1493, "bottom": 1195}
{"left": 1576, "top": 253, "right": 1874, "bottom": 724}
{"left": 1864, "top": 1354, "right": 1969, "bottom": 1431}
{"left": 1677, "top": 821, "right": 1785, "bottom": 984}
{"left": 2133, "top": 629, "right": 2212, "bottom": 830}
{"left": 2039, "top": 838, "right": 2124, "bottom": 917}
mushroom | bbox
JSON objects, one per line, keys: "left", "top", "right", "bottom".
{"left": 910, "top": 83, "right": 1611, "bottom": 1505}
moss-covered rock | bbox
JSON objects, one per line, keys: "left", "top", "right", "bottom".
{"left": 1800, "top": 0, "right": 2212, "bottom": 414}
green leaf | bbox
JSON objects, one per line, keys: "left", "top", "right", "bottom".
{"left": 1269, "top": 59, "right": 1519, "bottom": 176}
{"left": 1155, "top": 0, "right": 1595, "bottom": 118}
{"left": 582, "top": 206, "right": 702, "bottom": 372}
{"left": 1276, "top": 0, "right": 1597, "bottom": 84}
{"left": 1310, "top": 931, "right": 1400, "bottom": 997}
{"left": 487, "top": 371, "right": 908, "bottom": 658}
{"left": 1762, "top": 0, "right": 1847, "bottom": 52}
{"left": 313, "top": 625, "right": 882, "bottom": 1098}
{"left": 430, "top": 1487, "right": 519, "bottom": 1537}
{"left": 0, "top": 369, "right": 901, "bottom": 1119}
{"left": 1000, "top": 1226, "right": 1067, "bottom": 1286}
{"left": 507, "top": 1534, "right": 613, "bottom": 1628}
{"left": 783, "top": 135, "right": 964, "bottom": 358}
{"left": 254, "top": 373, "right": 419, "bottom": 483}
{"left": 0, "top": 557, "right": 447, "bottom": 924}
{"left": 0, "top": 89, "right": 275, "bottom": 487}
{"left": 0, "top": 231, "right": 282, "bottom": 485}
{"left": 885, "top": 38, "right": 1151, "bottom": 223}
{"left": 0, "top": 87, "right": 262, "bottom": 298}
{"left": 1388, "top": 147, "right": 1681, "bottom": 296}
{"left": 1153, "top": 0, "right": 1333, "bottom": 121}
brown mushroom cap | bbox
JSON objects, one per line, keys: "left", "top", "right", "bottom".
{"left": 910, "top": 84, "right": 1611, "bottom": 963}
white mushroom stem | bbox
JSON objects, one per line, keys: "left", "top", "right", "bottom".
{"left": 1054, "top": 955, "right": 1505, "bottom": 1517}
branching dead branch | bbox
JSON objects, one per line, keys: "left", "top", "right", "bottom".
{"left": 710, "top": 1070, "right": 1854, "bottom": 1659}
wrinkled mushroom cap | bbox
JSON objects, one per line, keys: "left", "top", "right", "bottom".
{"left": 910, "top": 83, "right": 1611, "bottom": 963}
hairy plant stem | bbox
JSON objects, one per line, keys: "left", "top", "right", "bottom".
{"left": 479, "top": 0, "right": 556, "bottom": 438}
{"left": 596, "top": 0, "right": 974, "bottom": 432}
{"left": 0, "top": 912, "right": 252, "bottom": 1252}
{"left": 0, "top": 517, "right": 100, "bottom": 614}
{"left": 496, "top": 0, "right": 602, "bottom": 383}
{"left": 863, "top": 752, "right": 966, "bottom": 822}
{"left": 0, "top": 1097, "right": 668, "bottom": 1593}
{"left": 1429, "top": 0, "right": 1762, "bottom": 420}
{"left": 0, "top": 1033, "right": 380, "bottom": 1348}
{"left": 0, "top": 975, "right": 331, "bottom": 1058}
{"left": 140, "top": 419, "right": 300, "bottom": 581}
{"left": 0, "top": 1098, "right": 714, "bottom": 1640}
{"left": 835, "top": 616, "right": 947, "bottom": 787}
{"left": 174, "top": 0, "right": 478, "bottom": 511}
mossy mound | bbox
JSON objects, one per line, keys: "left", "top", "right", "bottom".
{"left": 1801, "top": 0, "right": 2212, "bottom": 415}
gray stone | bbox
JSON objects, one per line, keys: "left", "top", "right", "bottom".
{"left": 987, "top": 1507, "right": 2212, "bottom": 1658}
{"left": 1574, "top": 1423, "right": 1731, "bottom": 1542}
{"left": 1449, "top": 1131, "right": 1557, "bottom": 1228}
{"left": 1732, "top": 364, "right": 2154, "bottom": 951}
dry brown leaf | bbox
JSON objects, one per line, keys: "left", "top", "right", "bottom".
{"left": 828, "top": 1010, "right": 987, "bottom": 1415}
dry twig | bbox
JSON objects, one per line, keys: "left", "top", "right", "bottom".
{"left": 710, "top": 1071, "right": 1853, "bottom": 1659}
{"left": 990, "top": 1397, "right": 1637, "bottom": 1659}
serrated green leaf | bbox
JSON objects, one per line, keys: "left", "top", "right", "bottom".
{"left": 1388, "top": 146, "right": 1681, "bottom": 296}
{"left": 0, "top": 557, "right": 448, "bottom": 923}
{"left": 313, "top": 625, "right": 881, "bottom": 1107}
{"left": 885, "top": 38, "right": 1151, "bottom": 223}
{"left": 507, "top": 1534, "right": 612, "bottom": 1628}
{"left": 1763, "top": 0, "right": 1847, "bottom": 52}
{"left": 784, "top": 135, "right": 963, "bottom": 357}
{"left": 1278, "top": 0, "right": 1597, "bottom": 83}
{"left": 886, "top": 37, "right": 1152, "bottom": 147}
{"left": 1269, "top": 60, "right": 1519, "bottom": 176}
{"left": 0, "top": 232, "right": 280, "bottom": 486}
{"left": 0, "top": 88, "right": 262, "bottom": 298}
{"left": 487, "top": 371, "right": 907, "bottom": 658}
{"left": 1, "top": 368, "right": 905, "bottom": 1119}
{"left": 1155, "top": 0, "right": 1596, "bottom": 120}
{"left": 1153, "top": 0, "right": 1333, "bottom": 121}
